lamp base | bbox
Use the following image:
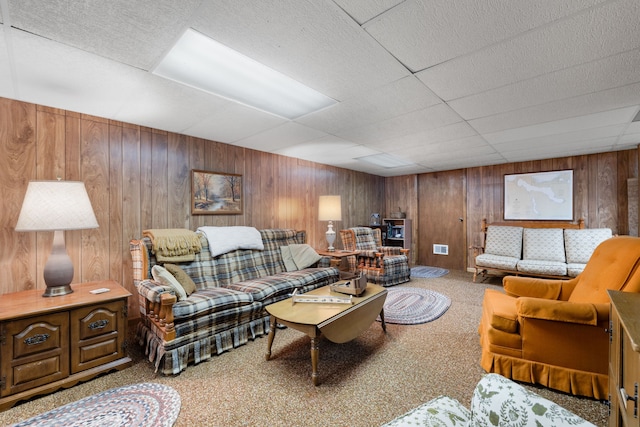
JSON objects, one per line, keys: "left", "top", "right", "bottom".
{"left": 43, "top": 284, "right": 74, "bottom": 297}
{"left": 42, "top": 230, "right": 75, "bottom": 297}
{"left": 326, "top": 220, "right": 336, "bottom": 252}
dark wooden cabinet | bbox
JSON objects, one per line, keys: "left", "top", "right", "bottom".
{"left": 0, "top": 281, "right": 131, "bottom": 410}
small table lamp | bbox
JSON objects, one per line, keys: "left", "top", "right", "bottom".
{"left": 318, "top": 195, "right": 342, "bottom": 252}
{"left": 15, "top": 180, "right": 99, "bottom": 297}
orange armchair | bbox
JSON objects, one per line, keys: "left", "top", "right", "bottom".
{"left": 479, "top": 235, "right": 640, "bottom": 399}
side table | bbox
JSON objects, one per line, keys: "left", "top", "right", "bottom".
{"left": 0, "top": 280, "right": 132, "bottom": 410}
{"left": 316, "top": 249, "right": 360, "bottom": 274}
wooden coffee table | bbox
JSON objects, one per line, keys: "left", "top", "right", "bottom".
{"left": 265, "top": 283, "right": 387, "bottom": 385}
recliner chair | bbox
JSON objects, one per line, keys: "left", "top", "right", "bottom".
{"left": 478, "top": 235, "right": 640, "bottom": 399}
{"left": 339, "top": 227, "right": 410, "bottom": 287}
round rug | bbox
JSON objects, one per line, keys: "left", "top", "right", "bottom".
{"left": 410, "top": 266, "right": 449, "bottom": 278}
{"left": 11, "top": 383, "right": 181, "bottom": 427}
{"left": 378, "top": 287, "right": 451, "bottom": 325}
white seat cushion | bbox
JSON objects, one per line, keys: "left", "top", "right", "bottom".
{"left": 517, "top": 259, "right": 567, "bottom": 276}
{"left": 475, "top": 253, "right": 519, "bottom": 271}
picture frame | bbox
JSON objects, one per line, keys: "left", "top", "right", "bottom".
{"left": 191, "top": 170, "right": 243, "bottom": 215}
{"left": 504, "top": 170, "right": 573, "bottom": 220}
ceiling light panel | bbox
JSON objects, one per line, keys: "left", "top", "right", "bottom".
{"left": 153, "top": 29, "right": 337, "bottom": 119}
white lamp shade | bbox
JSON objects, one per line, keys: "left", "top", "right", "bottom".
{"left": 15, "top": 181, "right": 99, "bottom": 231}
{"left": 318, "top": 195, "right": 342, "bottom": 221}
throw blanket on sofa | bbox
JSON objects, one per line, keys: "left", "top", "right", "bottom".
{"left": 197, "top": 226, "right": 265, "bottom": 257}
{"left": 142, "top": 228, "right": 201, "bottom": 262}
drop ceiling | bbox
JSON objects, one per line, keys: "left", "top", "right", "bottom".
{"left": 0, "top": 0, "right": 639, "bottom": 177}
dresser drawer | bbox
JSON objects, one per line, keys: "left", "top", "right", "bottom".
{"left": 70, "top": 300, "right": 126, "bottom": 373}
{"left": 0, "top": 312, "right": 69, "bottom": 397}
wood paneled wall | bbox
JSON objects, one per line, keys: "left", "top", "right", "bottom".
{"left": 464, "top": 151, "right": 638, "bottom": 269}
{"left": 0, "top": 97, "right": 384, "bottom": 317}
{"left": 385, "top": 150, "right": 639, "bottom": 271}
{"left": 3, "top": 95, "right": 639, "bottom": 314}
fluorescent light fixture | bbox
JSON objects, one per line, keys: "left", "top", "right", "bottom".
{"left": 356, "top": 153, "right": 413, "bottom": 168}
{"left": 153, "top": 29, "right": 337, "bottom": 119}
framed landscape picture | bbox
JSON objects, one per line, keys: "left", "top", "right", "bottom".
{"left": 504, "top": 170, "right": 573, "bottom": 220}
{"left": 191, "top": 170, "right": 243, "bottom": 215}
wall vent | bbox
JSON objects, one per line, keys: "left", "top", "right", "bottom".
{"left": 433, "top": 244, "right": 449, "bottom": 255}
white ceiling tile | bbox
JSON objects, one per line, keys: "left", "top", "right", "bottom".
{"left": 450, "top": 50, "right": 640, "bottom": 119}
{"left": 502, "top": 137, "right": 617, "bottom": 162}
{"left": 275, "top": 136, "right": 360, "bottom": 159}
{"left": 8, "top": 0, "right": 202, "bottom": 70}
{"left": 0, "top": 30, "right": 16, "bottom": 100}
{"left": 421, "top": 153, "right": 508, "bottom": 171}
{"left": 184, "top": 104, "right": 286, "bottom": 144}
{"left": 484, "top": 108, "right": 636, "bottom": 145}
{"left": 491, "top": 125, "right": 626, "bottom": 153}
{"left": 367, "top": 121, "right": 479, "bottom": 151}
{"left": 390, "top": 135, "right": 491, "bottom": 157}
{"left": 234, "top": 122, "right": 329, "bottom": 153}
{"left": 296, "top": 76, "right": 441, "bottom": 134}
{"left": 617, "top": 133, "right": 640, "bottom": 146}
{"left": 191, "top": 0, "right": 409, "bottom": 101}
{"left": 114, "top": 75, "right": 231, "bottom": 133}
{"left": 364, "top": 0, "right": 607, "bottom": 71}
{"left": 11, "top": 29, "right": 144, "bottom": 118}
{"left": 331, "top": 0, "right": 404, "bottom": 24}
{"left": 624, "top": 119, "right": 640, "bottom": 135}
{"left": 418, "top": 0, "right": 640, "bottom": 100}
{"left": 469, "top": 83, "right": 640, "bottom": 134}
{"left": 336, "top": 103, "right": 463, "bottom": 144}
{"left": 3, "top": 1, "right": 640, "bottom": 176}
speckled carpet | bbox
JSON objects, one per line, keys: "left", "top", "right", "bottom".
{"left": 0, "top": 271, "right": 608, "bottom": 427}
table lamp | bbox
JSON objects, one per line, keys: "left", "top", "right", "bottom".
{"left": 15, "top": 180, "right": 99, "bottom": 297}
{"left": 318, "top": 195, "right": 342, "bottom": 251}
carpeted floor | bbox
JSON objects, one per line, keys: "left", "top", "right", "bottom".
{"left": 0, "top": 270, "right": 608, "bottom": 427}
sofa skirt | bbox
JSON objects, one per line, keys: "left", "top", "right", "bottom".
{"left": 480, "top": 349, "right": 608, "bottom": 400}
{"left": 137, "top": 316, "right": 271, "bottom": 375}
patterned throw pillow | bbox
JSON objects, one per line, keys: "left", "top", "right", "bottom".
{"left": 381, "top": 395, "right": 470, "bottom": 426}
{"left": 164, "top": 263, "right": 197, "bottom": 295}
{"left": 151, "top": 265, "right": 187, "bottom": 301}
{"left": 470, "top": 374, "right": 595, "bottom": 426}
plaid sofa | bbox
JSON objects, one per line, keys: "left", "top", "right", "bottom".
{"left": 130, "top": 228, "right": 339, "bottom": 375}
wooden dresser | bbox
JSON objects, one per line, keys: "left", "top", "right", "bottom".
{"left": 609, "top": 290, "right": 640, "bottom": 426}
{"left": 0, "top": 280, "right": 132, "bottom": 410}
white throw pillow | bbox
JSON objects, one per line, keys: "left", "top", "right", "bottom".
{"left": 151, "top": 265, "right": 187, "bottom": 301}
{"left": 280, "top": 246, "right": 298, "bottom": 272}
{"left": 280, "top": 244, "right": 321, "bottom": 271}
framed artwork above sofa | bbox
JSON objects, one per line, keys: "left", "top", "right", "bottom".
{"left": 504, "top": 169, "right": 573, "bottom": 220}
{"left": 191, "top": 169, "right": 243, "bottom": 215}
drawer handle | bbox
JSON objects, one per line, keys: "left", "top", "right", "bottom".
{"left": 620, "top": 384, "right": 639, "bottom": 417}
{"left": 24, "top": 334, "right": 49, "bottom": 346}
{"left": 88, "top": 319, "right": 109, "bottom": 330}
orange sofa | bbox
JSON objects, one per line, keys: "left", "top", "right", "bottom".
{"left": 479, "top": 235, "right": 640, "bottom": 399}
